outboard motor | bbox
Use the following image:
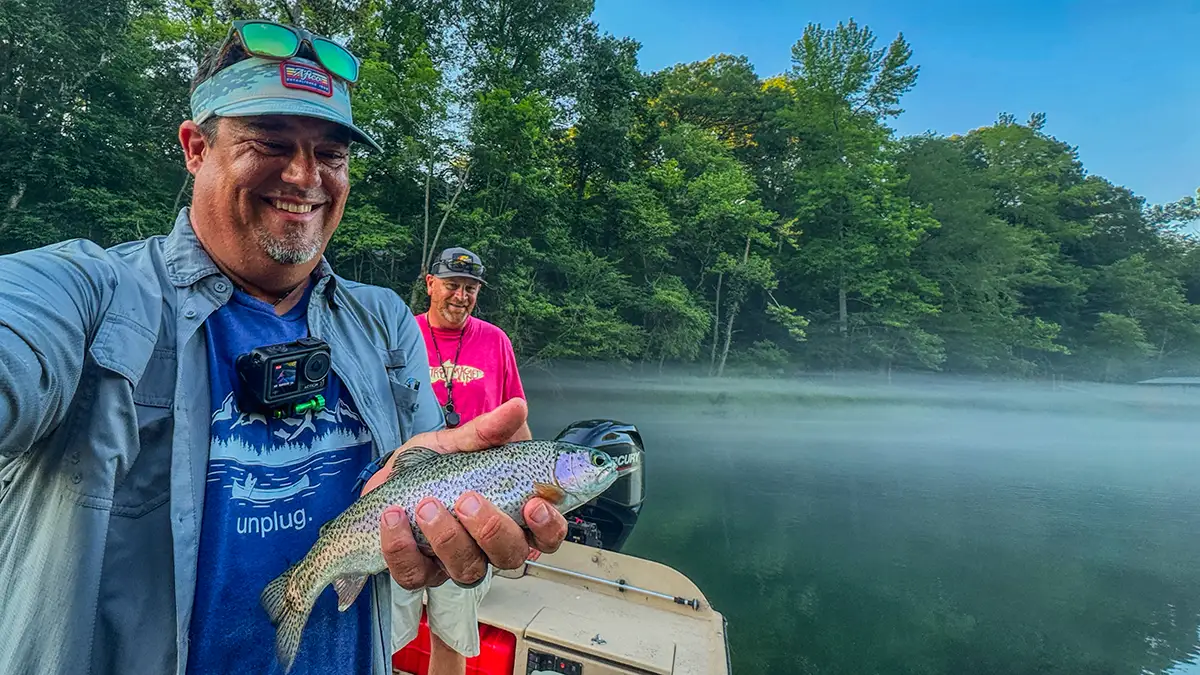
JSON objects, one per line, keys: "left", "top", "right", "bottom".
{"left": 555, "top": 419, "right": 644, "bottom": 553}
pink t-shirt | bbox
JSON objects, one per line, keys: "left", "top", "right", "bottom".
{"left": 415, "top": 313, "right": 525, "bottom": 426}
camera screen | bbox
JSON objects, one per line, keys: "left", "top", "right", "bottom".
{"left": 272, "top": 360, "right": 299, "bottom": 395}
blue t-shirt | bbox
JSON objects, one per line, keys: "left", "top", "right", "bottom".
{"left": 186, "top": 284, "right": 375, "bottom": 674}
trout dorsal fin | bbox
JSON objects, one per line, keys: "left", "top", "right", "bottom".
{"left": 389, "top": 446, "right": 440, "bottom": 475}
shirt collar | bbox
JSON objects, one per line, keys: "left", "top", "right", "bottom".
{"left": 163, "top": 207, "right": 339, "bottom": 300}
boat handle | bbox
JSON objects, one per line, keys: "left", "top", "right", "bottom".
{"left": 523, "top": 559, "right": 702, "bottom": 610}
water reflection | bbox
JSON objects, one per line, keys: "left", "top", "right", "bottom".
{"left": 526, "top": 367, "right": 1200, "bottom": 675}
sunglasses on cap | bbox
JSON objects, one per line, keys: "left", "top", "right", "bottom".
{"left": 433, "top": 258, "right": 486, "bottom": 279}
{"left": 205, "top": 20, "right": 361, "bottom": 85}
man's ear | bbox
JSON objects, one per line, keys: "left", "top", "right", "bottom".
{"left": 425, "top": 274, "right": 436, "bottom": 295}
{"left": 179, "top": 120, "right": 211, "bottom": 176}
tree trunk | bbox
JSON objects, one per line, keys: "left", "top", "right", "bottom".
{"left": 832, "top": 107, "right": 849, "bottom": 340}
{"left": 716, "top": 299, "right": 738, "bottom": 378}
{"left": 839, "top": 284, "right": 848, "bottom": 336}
{"left": 420, "top": 144, "right": 433, "bottom": 269}
{"left": 709, "top": 271, "right": 722, "bottom": 375}
{"left": 2, "top": 181, "right": 26, "bottom": 234}
{"left": 713, "top": 235, "right": 752, "bottom": 377}
{"left": 837, "top": 205, "right": 848, "bottom": 338}
{"left": 427, "top": 163, "right": 470, "bottom": 255}
{"left": 418, "top": 161, "right": 471, "bottom": 296}
{"left": 411, "top": 143, "right": 435, "bottom": 308}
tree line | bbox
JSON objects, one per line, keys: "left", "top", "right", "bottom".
{"left": 3, "top": 0, "right": 1198, "bottom": 382}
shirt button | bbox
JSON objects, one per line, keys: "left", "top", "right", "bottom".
{"left": 214, "top": 281, "right": 228, "bottom": 293}
{"left": 184, "top": 308, "right": 197, "bottom": 319}
{"left": 71, "top": 473, "right": 81, "bottom": 485}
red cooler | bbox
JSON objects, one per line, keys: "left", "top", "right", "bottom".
{"left": 392, "top": 610, "right": 516, "bottom": 675}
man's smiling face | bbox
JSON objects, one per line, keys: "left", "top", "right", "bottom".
{"left": 187, "top": 114, "right": 351, "bottom": 270}
{"left": 426, "top": 274, "right": 481, "bottom": 328}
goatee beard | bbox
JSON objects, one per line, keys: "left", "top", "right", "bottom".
{"left": 257, "top": 226, "right": 321, "bottom": 265}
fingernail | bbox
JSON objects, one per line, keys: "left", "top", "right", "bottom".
{"left": 458, "top": 493, "right": 481, "bottom": 517}
{"left": 384, "top": 509, "right": 402, "bottom": 529}
{"left": 530, "top": 502, "right": 550, "bottom": 525}
{"left": 417, "top": 500, "right": 439, "bottom": 523}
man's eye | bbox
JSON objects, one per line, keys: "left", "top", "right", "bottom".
{"left": 254, "top": 141, "right": 287, "bottom": 153}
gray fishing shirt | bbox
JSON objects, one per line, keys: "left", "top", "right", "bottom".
{"left": 0, "top": 208, "right": 445, "bottom": 675}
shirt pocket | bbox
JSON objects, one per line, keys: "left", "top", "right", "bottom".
{"left": 85, "top": 313, "right": 174, "bottom": 517}
{"left": 113, "top": 347, "right": 176, "bottom": 517}
{"left": 380, "top": 347, "right": 421, "bottom": 441}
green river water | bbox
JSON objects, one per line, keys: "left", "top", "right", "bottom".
{"left": 523, "top": 367, "right": 1200, "bottom": 675}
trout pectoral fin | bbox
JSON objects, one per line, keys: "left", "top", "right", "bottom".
{"left": 333, "top": 574, "right": 369, "bottom": 612}
{"left": 533, "top": 482, "right": 566, "bottom": 505}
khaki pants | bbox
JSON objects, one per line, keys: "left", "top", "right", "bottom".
{"left": 391, "top": 567, "right": 493, "bottom": 657}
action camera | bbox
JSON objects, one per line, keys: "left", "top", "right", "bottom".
{"left": 235, "top": 337, "right": 331, "bottom": 418}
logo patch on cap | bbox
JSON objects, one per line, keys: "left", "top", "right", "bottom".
{"left": 280, "top": 62, "right": 333, "bottom": 97}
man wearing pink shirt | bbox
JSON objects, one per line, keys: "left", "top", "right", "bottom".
{"left": 417, "top": 247, "right": 531, "bottom": 439}
{"left": 392, "top": 246, "right": 530, "bottom": 675}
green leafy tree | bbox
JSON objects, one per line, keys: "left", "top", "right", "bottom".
{"left": 0, "top": 0, "right": 190, "bottom": 253}
{"left": 769, "top": 20, "right": 939, "bottom": 370}
{"left": 6, "top": 4, "right": 1200, "bottom": 382}
{"left": 898, "top": 135, "right": 1068, "bottom": 374}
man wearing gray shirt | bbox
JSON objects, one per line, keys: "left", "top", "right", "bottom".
{"left": 0, "top": 20, "right": 566, "bottom": 675}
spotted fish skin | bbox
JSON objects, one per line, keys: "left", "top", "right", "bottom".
{"left": 260, "top": 440, "right": 619, "bottom": 672}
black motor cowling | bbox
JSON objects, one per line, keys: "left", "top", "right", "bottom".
{"left": 555, "top": 419, "right": 644, "bottom": 553}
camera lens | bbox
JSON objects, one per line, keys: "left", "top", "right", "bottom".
{"left": 303, "top": 352, "right": 331, "bottom": 382}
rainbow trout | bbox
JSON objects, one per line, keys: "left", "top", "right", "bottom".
{"left": 260, "top": 439, "right": 620, "bottom": 672}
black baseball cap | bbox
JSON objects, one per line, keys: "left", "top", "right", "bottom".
{"left": 430, "top": 247, "right": 486, "bottom": 284}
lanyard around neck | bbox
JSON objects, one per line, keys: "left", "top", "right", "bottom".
{"left": 428, "top": 314, "right": 467, "bottom": 401}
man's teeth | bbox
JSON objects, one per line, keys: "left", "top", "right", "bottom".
{"left": 271, "top": 200, "right": 315, "bottom": 213}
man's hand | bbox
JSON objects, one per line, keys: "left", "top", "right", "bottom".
{"left": 360, "top": 397, "right": 566, "bottom": 591}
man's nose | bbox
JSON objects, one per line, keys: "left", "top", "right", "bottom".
{"left": 281, "top": 149, "right": 321, "bottom": 190}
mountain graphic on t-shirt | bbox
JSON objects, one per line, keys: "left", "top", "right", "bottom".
{"left": 206, "top": 392, "right": 374, "bottom": 511}
{"left": 209, "top": 392, "right": 372, "bottom": 466}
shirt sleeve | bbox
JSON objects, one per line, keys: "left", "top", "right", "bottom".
{"left": 0, "top": 240, "right": 117, "bottom": 457}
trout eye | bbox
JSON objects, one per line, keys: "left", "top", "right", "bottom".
{"left": 590, "top": 451, "right": 607, "bottom": 468}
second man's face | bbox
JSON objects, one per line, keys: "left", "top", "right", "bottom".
{"left": 426, "top": 274, "right": 481, "bottom": 327}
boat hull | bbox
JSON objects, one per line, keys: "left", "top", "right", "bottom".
{"left": 394, "top": 542, "right": 730, "bottom": 675}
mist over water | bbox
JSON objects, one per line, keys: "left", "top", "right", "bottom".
{"left": 523, "top": 364, "right": 1200, "bottom": 675}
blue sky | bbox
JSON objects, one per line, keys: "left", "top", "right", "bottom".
{"left": 590, "top": 0, "right": 1199, "bottom": 209}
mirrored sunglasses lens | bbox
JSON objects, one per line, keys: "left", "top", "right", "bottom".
{"left": 312, "top": 39, "right": 359, "bottom": 82}
{"left": 240, "top": 22, "right": 300, "bottom": 57}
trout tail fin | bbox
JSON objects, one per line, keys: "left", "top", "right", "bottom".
{"left": 260, "top": 562, "right": 311, "bottom": 673}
